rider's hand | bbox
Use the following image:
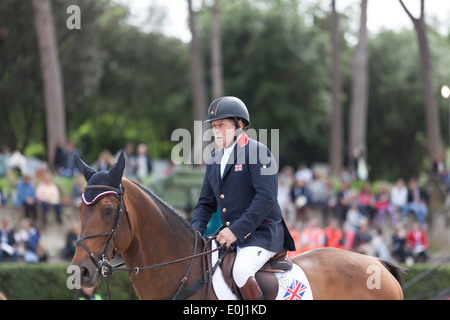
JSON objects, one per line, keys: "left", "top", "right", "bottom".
{"left": 216, "top": 227, "right": 237, "bottom": 248}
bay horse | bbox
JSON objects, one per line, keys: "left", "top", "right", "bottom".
{"left": 71, "top": 153, "right": 404, "bottom": 300}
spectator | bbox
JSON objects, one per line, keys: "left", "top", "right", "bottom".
{"left": 135, "top": 143, "right": 153, "bottom": 181}
{"left": 53, "top": 143, "right": 65, "bottom": 173}
{"left": 358, "top": 182, "right": 375, "bottom": 225}
{"left": 94, "top": 149, "right": 114, "bottom": 172}
{"left": 403, "top": 178, "right": 428, "bottom": 226}
{"left": 392, "top": 224, "right": 411, "bottom": 264}
{"left": 353, "top": 222, "right": 373, "bottom": 255}
{"left": 294, "top": 163, "right": 313, "bottom": 186}
{"left": 390, "top": 178, "right": 408, "bottom": 217}
{"left": 72, "top": 174, "right": 85, "bottom": 206}
{"left": 16, "top": 219, "right": 41, "bottom": 263}
{"left": 61, "top": 221, "right": 80, "bottom": 261}
{"left": 352, "top": 148, "right": 369, "bottom": 181}
{"left": 278, "top": 179, "right": 296, "bottom": 225}
{"left": 309, "top": 173, "right": 331, "bottom": 225}
{"left": 300, "top": 218, "right": 325, "bottom": 252}
{"left": 324, "top": 218, "right": 343, "bottom": 249}
{"left": 35, "top": 171, "right": 62, "bottom": 224}
{"left": 335, "top": 181, "right": 352, "bottom": 223}
{"left": 431, "top": 150, "right": 447, "bottom": 179}
{"left": 371, "top": 228, "right": 392, "bottom": 261}
{"left": 343, "top": 202, "right": 366, "bottom": 251}
{"left": 119, "top": 142, "right": 136, "bottom": 178}
{"left": 59, "top": 141, "right": 80, "bottom": 177}
{"left": 406, "top": 221, "right": 428, "bottom": 263}
{"left": 14, "top": 173, "right": 37, "bottom": 221}
{"left": 291, "top": 179, "right": 309, "bottom": 222}
{"left": 0, "top": 217, "right": 18, "bottom": 262}
{"left": 374, "top": 183, "right": 396, "bottom": 227}
{"left": 279, "top": 166, "right": 295, "bottom": 189}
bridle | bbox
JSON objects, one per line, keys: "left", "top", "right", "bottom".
{"left": 76, "top": 184, "right": 132, "bottom": 279}
{"left": 75, "top": 183, "right": 226, "bottom": 300}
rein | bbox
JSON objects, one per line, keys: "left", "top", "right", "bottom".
{"left": 76, "top": 183, "right": 225, "bottom": 300}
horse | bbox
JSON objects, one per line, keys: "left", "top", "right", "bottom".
{"left": 71, "top": 153, "right": 404, "bottom": 300}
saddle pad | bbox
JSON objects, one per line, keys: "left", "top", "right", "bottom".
{"left": 211, "top": 242, "right": 313, "bottom": 300}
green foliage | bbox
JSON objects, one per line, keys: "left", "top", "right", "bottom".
{"left": 2, "top": 0, "right": 450, "bottom": 179}
{"left": 402, "top": 263, "right": 450, "bottom": 300}
{"left": 0, "top": 263, "right": 131, "bottom": 300}
{"left": 0, "top": 261, "right": 448, "bottom": 300}
{"left": 199, "top": 0, "right": 335, "bottom": 166}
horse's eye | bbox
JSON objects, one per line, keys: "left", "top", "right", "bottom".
{"left": 102, "top": 206, "right": 114, "bottom": 217}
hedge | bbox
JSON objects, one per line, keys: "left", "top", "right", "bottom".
{"left": 402, "top": 263, "right": 450, "bottom": 300}
{"left": 0, "top": 262, "right": 448, "bottom": 300}
{"left": 0, "top": 263, "right": 131, "bottom": 300}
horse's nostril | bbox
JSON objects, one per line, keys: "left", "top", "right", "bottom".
{"left": 80, "top": 266, "right": 90, "bottom": 279}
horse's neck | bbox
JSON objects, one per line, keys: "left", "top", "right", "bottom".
{"left": 123, "top": 192, "right": 197, "bottom": 262}
{"left": 121, "top": 184, "right": 202, "bottom": 299}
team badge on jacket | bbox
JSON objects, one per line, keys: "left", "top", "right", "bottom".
{"left": 235, "top": 164, "right": 243, "bottom": 171}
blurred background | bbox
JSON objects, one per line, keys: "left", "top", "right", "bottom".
{"left": 0, "top": 0, "right": 449, "bottom": 300}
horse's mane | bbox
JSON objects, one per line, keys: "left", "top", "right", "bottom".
{"left": 129, "top": 180, "right": 196, "bottom": 235}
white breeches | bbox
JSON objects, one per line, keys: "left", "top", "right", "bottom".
{"left": 232, "top": 246, "right": 276, "bottom": 288}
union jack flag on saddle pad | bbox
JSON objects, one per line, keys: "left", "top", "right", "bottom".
{"left": 283, "top": 279, "right": 307, "bottom": 300}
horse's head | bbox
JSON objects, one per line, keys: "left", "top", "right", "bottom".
{"left": 71, "top": 151, "right": 133, "bottom": 288}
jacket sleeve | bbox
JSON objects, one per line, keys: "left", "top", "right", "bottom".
{"left": 228, "top": 144, "right": 278, "bottom": 242}
{"left": 191, "top": 164, "right": 217, "bottom": 235}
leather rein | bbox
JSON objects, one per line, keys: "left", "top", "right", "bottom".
{"left": 75, "top": 184, "right": 225, "bottom": 300}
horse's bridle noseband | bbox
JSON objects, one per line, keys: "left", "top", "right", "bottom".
{"left": 76, "top": 184, "right": 132, "bottom": 278}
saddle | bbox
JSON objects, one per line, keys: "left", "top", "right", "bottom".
{"left": 218, "top": 247, "right": 293, "bottom": 300}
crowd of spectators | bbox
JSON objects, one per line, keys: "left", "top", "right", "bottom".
{"left": 279, "top": 163, "right": 430, "bottom": 265}
{"left": 0, "top": 141, "right": 153, "bottom": 264}
{"left": 0, "top": 141, "right": 438, "bottom": 266}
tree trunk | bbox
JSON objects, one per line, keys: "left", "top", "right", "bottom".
{"left": 349, "top": 0, "right": 369, "bottom": 165}
{"left": 210, "top": 0, "right": 224, "bottom": 99}
{"left": 187, "top": 0, "right": 207, "bottom": 165}
{"left": 399, "top": 0, "right": 442, "bottom": 163}
{"left": 32, "top": 0, "right": 67, "bottom": 168}
{"left": 329, "top": 0, "right": 343, "bottom": 176}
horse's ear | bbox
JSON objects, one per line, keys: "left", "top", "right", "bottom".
{"left": 74, "top": 153, "right": 97, "bottom": 182}
{"left": 108, "top": 150, "right": 126, "bottom": 186}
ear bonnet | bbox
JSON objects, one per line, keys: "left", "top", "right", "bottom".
{"left": 74, "top": 151, "right": 125, "bottom": 206}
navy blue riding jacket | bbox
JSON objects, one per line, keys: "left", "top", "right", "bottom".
{"left": 191, "top": 133, "right": 295, "bottom": 253}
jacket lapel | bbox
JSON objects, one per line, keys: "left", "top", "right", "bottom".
{"left": 221, "top": 133, "right": 248, "bottom": 180}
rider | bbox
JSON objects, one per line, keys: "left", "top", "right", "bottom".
{"left": 191, "top": 96, "right": 295, "bottom": 300}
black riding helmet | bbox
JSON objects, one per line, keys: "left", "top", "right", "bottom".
{"left": 205, "top": 96, "right": 250, "bottom": 130}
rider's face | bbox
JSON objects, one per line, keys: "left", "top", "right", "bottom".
{"left": 211, "top": 119, "right": 236, "bottom": 149}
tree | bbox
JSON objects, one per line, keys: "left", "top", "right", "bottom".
{"left": 399, "top": 0, "right": 442, "bottom": 163}
{"left": 329, "top": 0, "right": 343, "bottom": 176}
{"left": 210, "top": 0, "right": 224, "bottom": 99}
{"left": 187, "top": 0, "right": 208, "bottom": 165}
{"left": 348, "top": 0, "right": 368, "bottom": 167}
{"left": 32, "top": 0, "right": 67, "bottom": 167}
{"left": 367, "top": 30, "right": 426, "bottom": 179}
{"left": 200, "top": 0, "right": 332, "bottom": 166}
